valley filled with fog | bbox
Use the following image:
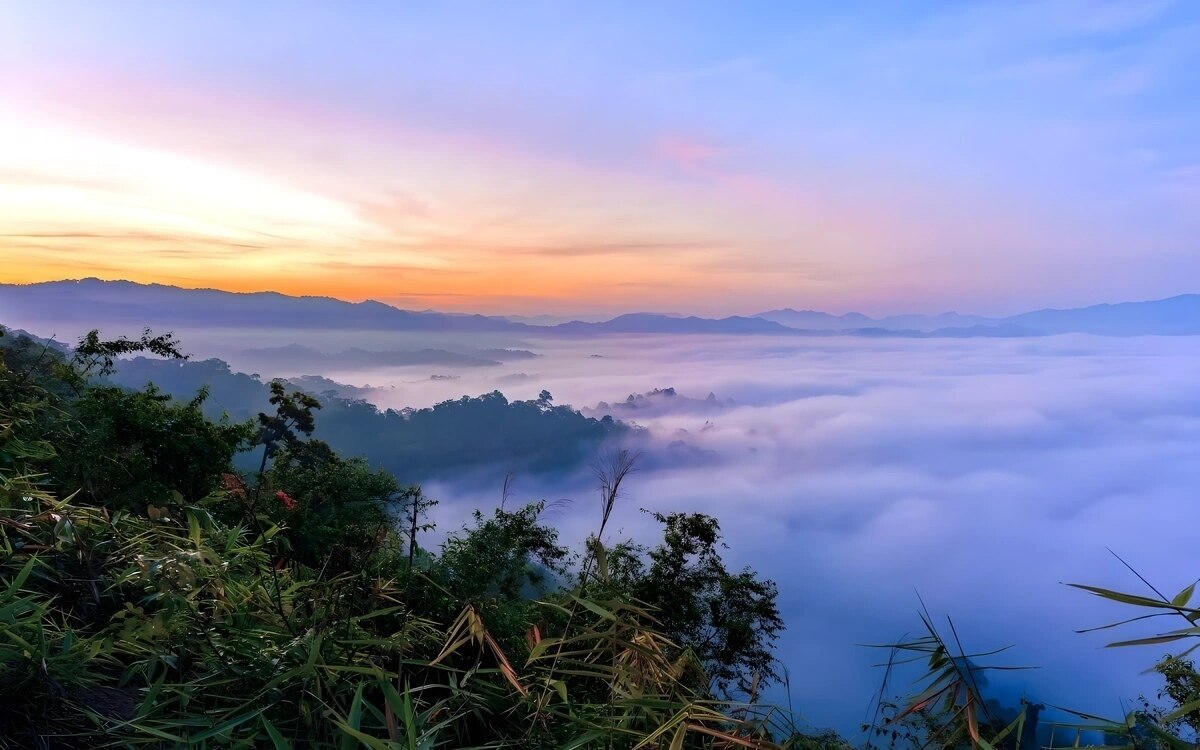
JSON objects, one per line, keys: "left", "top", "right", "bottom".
{"left": 141, "top": 325, "right": 1200, "bottom": 735}
{"left": 8, "top": 2, "right": 1200, "bottom": 744}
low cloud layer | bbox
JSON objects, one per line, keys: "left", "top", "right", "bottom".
{"left": 27, "top": 316, "right": 1197, "bottom": 736}
{"left": 410, "top": 334, "right": 1200, "bottom": 736}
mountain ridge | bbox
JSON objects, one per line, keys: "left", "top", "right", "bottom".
{"left": 3, "top": 278, "right": 1198, "bottom": 337}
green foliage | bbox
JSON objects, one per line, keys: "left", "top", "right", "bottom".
{"left": 265, "top": 438, "right": 407, "bottom": 569}
{"left": 439, "top": 503, "right": 571, "bottom": 603}
{"left": 1138, "top": 656, "right": 1200, "bottom": 737}
{"left": 867, "top": 562, "right": 1200, "bottom": 750}
{"left": 47, "top": 384, "right": 252, "bottom": 510}
{"left": 72, "top": 328, "right": 187, "bottom": 379}
{"left": 328, "top": 389, "right": 625, "bottom": 479}
{"left": 104, "top": 354, "right": 627, "bottom": 482}
{"left": 865, "top": 609, "right": 1033, "bottom": 750}
{"left": 257, "top": 379, "right": 322, "bottom": 458}
{"left": 606, "top": 511, "right": 784, "bottom": 697}
{"left": 16, "top": 323, "right": 1200, "bottom": 750}
{"left": 0, "top": 327, "right": 794, "bottom": 748}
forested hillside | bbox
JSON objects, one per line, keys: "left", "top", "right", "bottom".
{"left": 7, "top": 329, "right": 626, "bottom": 485}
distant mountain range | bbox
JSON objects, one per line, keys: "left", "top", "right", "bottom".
{"left": 2, "top": 278, "right": 1198, "bottom": 337}
{"left": 755, "top": 297, "right": 1200, "bottom": 335}
{"left": 754, "top": 308, "right": 993, "bottom": 331}
{"left": 0, "top": 278, "right": 519, "bottom": 332}
{"left": 554, "top": 313, "right": 794, "bottom": 335}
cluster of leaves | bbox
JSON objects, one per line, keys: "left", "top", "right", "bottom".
{"left": 863, "top": 564, "right": 1200, "bottom": 750}
{"left": 0, "top": 327, "right": 800, "bottom": 748}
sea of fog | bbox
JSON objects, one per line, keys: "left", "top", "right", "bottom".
{"left": 223, "top": 330, "right": 1200, "bottom": 737}
{"left": 38, "top": 320, "right": 1200, "bottom": 736}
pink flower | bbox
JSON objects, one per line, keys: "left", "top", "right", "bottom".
{"left": 275, "top": 490, "right": 298, "bottom": 512}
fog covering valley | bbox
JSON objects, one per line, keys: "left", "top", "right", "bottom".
{"left": 8, "top": 3, "right": 1200, "bottom": 744}
{"left": 6, "top": 291, "right": 1199, "bottom": 736}
{"left": 248, "top": 330, "right": 1200, "bottom": 736}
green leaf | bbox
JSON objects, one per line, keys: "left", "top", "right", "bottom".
{"left": 570, "top": 595, "right": 617, "bottom": 622}
{"left": 188, "top": 708, "right": 264, "bottom": 742}
{"left": 1106, "top": 634, "right": 1193, "bottom": 648}
{"left": 339, "top": 684, "right": 365, "bottom": 750}
{"left": 1162, "top": 696, "right": 1200, "bottom": 724}
{"left": 1068, "top": 584, "right": 1197, "bottom": 612}
{"left": 188, "top": 511, "right": 202, "bottom": 547}
{"left": 1173, "top": 582, "right": 1197, "bottom": 608}
{"left": 260, "top": 717, "right": 293, "bottom": 750}
{"left": 333, "top": 722, "right": 392, "bottom": 750}
{"left": 558, "top": 730, "right": 607, "bottom": 750}
{"left": 5, "top": 556, "right": 39, "bottom": 597}
{"left": 127, "top": 723, "right": 187, "bottom": 743}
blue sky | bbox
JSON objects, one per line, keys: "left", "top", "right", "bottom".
{"left": 2, "top": 1, "right": 1198, "bottom": 314}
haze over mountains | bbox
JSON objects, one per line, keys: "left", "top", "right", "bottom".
{"left": 3, "top": 278, "right": 1199, "bottom": 337}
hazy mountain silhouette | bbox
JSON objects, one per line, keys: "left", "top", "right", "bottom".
{"left": 0, "top": 328, "right": 629, "bottom": 484}
{"left": 757, "top": 308, "right": 1001, "bottom": 331}
{"left": 1005, "top": 295, "right": 1200, "bottom": 335}
{"left": 845, "top": 323, "right": 1043, "bottom": 338}
{"left": 3, "top": 279, "right": 1197, "bottom": 337}
{"left": 756, "top": 296, "right": 1200, "bottom": 336}
{"left": 752, "top": 309, "right": 878, "bottom": 329}
{"left": 554, "top": 313, "right": 796, "bottom": 335}
{"left": 0, "top": 278, "right": 527, "bottom": 332}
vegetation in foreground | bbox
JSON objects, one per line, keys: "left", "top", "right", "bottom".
{"left": 0, "top": 327, "right": 790, "bottom": 748}
{"left": 1, "top": 326, "right": 1198, "bottom": 749}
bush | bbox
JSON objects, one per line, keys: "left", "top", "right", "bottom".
{"left": 1, "top": 327, "right": 793, "bottom": 748}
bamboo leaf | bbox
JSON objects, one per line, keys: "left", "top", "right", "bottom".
{"left": 187, "top": 708, "right": 263, "bottom": 742}
{"left": 570, "top": 595, "right": 618, "bottom": 622}
{"left": 1068, "top": 584, "right": 1198, "bottom": 612}
{"left": 1106, "top": 634, "right": 1193, "bottom": 648}
{"left": 260, "top": 717, "right": 293, "bottom": 750}
{"left": 1173, "top": 582, "right": 1197, "bottom": 608}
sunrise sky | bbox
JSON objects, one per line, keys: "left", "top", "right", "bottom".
{"left": 2, "top": 1, "right": 1198, "bottom": 315}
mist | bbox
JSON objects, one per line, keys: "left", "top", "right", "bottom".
{"left": 12, "top": 311, "right": 1200, "bottom": 736}
{"left": 549, "top": 334, "right": 1200, "bottom": 736}
{"left": 199, "top": 329, "right": 1200, "bottom": 737}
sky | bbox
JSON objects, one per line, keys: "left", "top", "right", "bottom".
{"left": 2, "top": 0, "right": 1199, "bottom": 316}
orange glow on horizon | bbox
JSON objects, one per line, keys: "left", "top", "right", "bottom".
{"left": 0, "top": 93, "right": 852, "bottom": 315}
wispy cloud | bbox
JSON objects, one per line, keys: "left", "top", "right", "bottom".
{"left": 3, "top": 2, "right": 1199, "bottom": 313}
{"left": 509, "top": 240, "right": 728, "bottom": 258}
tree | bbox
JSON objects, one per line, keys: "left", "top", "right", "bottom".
{"left": 256, "top": 379, "right": 322, "bottom": 460}
{"left": 438, "top": 502, "right": 570, "bottom": 603}
{"left": 1139, "top": 656, "right": 1200, "bottom": 738}
{"left": 72, "top": 327, "right": 187, "bottom": 379}
{"left": 607, "top": 511, "right": 784, "bottom": 697}
{"left": 48, "top": 384, "right": 250, "bottom": 509}
{"left": 432, "top": 502, "right": 572, "bottom": 656}
{"left": 266, "top": 437, "right": 407, "bottom": 568}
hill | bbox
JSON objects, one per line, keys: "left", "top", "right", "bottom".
{"left": 4, "top": 279, "right": 1198, "bottom": 337}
